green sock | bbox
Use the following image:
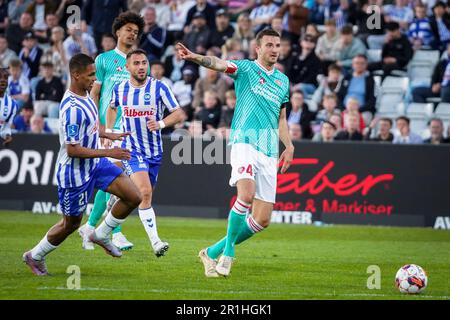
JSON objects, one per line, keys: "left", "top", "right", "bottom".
{"left": 222, "top": 199, "right": 250, "bottom": 257}
{"left": 88, "top": 191, "right": 122, "bottom": 234}
{"left": 207, "top": 216, "right": 257, "bottom": 259}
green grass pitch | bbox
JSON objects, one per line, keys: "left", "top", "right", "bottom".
{"left": 0, "top": 211, "right": 449, "bottom": 300}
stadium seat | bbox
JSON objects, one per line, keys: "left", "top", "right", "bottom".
{"left": 411, "top": 50, "right": 440, "bottom": 65}
{"left": 45, "top": 118, "right": 59, "bottom": 134}
{"left": 406, "top": 103, "right": 434, "bottom": 119}
{"left": 367, "top": 49, "right": 382, "bottom": 63}
{"left": 408, "top": 63, "right": 434, "bottom": 85}
{"left": 381, "top": 76, "right": 409, "bottom": 93}
{"left": 434, "top": 103, "right": 450, "bottom": 118}
{"left": 409, "top": 119, "right": 428, "bottom": 137}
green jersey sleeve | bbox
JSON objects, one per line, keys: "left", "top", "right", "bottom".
{"left": 227, "top": 59, "right": 251, "bottom": 80}
{"left": 95, "top": 55, "right": 105, "bottom": 84}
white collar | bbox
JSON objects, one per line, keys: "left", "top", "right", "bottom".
{"left": 114, "top": 47, "right": 127, "bottom": 58}
{"left": 254, "top": 60, "right": 275, "bottom": 75}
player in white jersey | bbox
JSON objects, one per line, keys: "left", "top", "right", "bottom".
{"left": 23, "top": 54, "right": 142, "bottom": 276}
{"left": 106, "top": 49, "right": 184, "bottom": 257}
{"left": 0, "top": 68, "right": 17, "bottom": 146}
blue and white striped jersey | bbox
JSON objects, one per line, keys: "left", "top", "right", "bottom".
{"left": 56, "top": 90, "right": 100, "bottom": 188}
{"left": 110, "top": 77, "right": 179, "bottom": 160}
{"left": 0, "top": 94, "right": 18, "bottom": 139}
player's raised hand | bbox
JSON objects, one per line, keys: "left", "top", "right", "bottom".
{"left": 147, "top": 118, "right": 160, "bottom": 131}
{"left": 175, "top": 42, "right": 195, "bottom": 61}
{"left": 107, "top": 148, "right": 131, "bottom": 160}
{"left": 278, "top": 146, "right": 294, "bottom": 174}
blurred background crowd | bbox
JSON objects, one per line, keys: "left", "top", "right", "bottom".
{"left": 2, "top": 0, "right": 450, "bottom": 145}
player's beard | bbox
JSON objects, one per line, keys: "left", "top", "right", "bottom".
{"left": 133, "top": 73, "right": 147, "bottom": 85}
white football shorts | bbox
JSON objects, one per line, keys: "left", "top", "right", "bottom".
{"left": 229, "top": 143, "right": 278, "bottom": 204}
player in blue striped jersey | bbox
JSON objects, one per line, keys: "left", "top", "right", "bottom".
{"left": 106, "top": 49, "right": 184, "bottom": 257}
{"left": 0, "top": 68, "right": 17, "bottom": 146}
{"left": 78, "top": 12, "right": 145, "bottom": 251}
{"left": 23, "top": 54, "right": 142, "bottom": 276}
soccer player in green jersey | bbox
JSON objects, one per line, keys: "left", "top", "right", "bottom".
{"left": 176, "top": 29, "right": 295, "bottom": 277}
{"left": 78, "top": 12, "right": 145, "bottom": 251}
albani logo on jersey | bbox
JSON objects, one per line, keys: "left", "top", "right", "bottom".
{"left": 123, "top": 107, "right": 155, "bottom": 117}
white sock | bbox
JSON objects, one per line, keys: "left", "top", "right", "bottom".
{"left": 139, "top": 207, "right": 160, "bottom": 246}
{"left": 95, "top": 213, "right": 125, "bottom": 239}
{"left": 30, "top": 233, "right": 58, "bottom": 261}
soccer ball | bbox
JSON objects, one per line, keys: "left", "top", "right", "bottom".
{"left": 395, "top": 264, "right": 428, "bottom": 294}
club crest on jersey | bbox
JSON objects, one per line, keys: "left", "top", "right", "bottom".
{"left": 144, "top": 93, "right": 151, "bottom": 102}
{"left": 259, "top": 78, "right": 265, "bottom": 84}
{"left": 116, "top": 66, "right": 123, "bottom": 72}
{"left": 275, "top": 79, "right": 282, "bottom": 86}
{"left": 67, "top": 124, "right": 79, "bottom": 137}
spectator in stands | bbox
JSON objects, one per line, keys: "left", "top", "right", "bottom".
{"left": 424, "top": 117, "right": 450, "bottom": 144}
{"left": 34, "top": 12, "right": 60, "bottom": 46}
{"left": 26, "top": 0, "right": 57, "bottom": 34}
{"left": 412, "top": 42, "right": 450, "bottom": 103}
{"left": 164, "top": 41, "right": 192, "bottom": 83}
{"left": 188, "top": 119, "right": 203, "bottom": 137}
{"left": 184, "top": 0, "right": 216, "bottom": 31}
{"left": 218, "top": 89, "right": 236, "bottom": 129}
{"left": 316, "top": 93, "right": 341, "bottom": 122}
{"left": 437, "top": 52, "right": 450, "bottom": 102}
{"left": 8, "top": 59, "right": 30, "bottom": 108}
{"left": 429, "top": 1, "right": 450, "bottom": 51}
{"left": 393, "top": 116, "right": 423, "bottom": 144}
{"left": 33, "top": 61, "right": 64, "bottom": 118}
{"left": 275, "top": 0, "right": 309, "bottom": 45}
{"left": 335, "top": 24, "right": 367, "bottom": 73}
{"left": 232, "top": 13, "right": 254, "bottom": 53}
{"left": 6, "top": 11, "right": 34, "bottom": 54}
{"left": 312, "top": 63, "right": 344, "bottom": 106}
{"left": 140, "top": 6, "right": 166, "bottom": 61}
{"left": 29, "top": 113, "right": 51, "bottom": 134}
{"left": 172, "top": 66, "right": 197, "bottom": 119}
{"left": 335, "top": 112, "right": 363, "bottom": 140}
{"left": 286, "top": 90, "right": 316, "bottom": 139}
{"left": 54, "top": 0, "right": 83, "bottom": 28}
{"left": 19, "top": 31, "right": 43, "bottom": 79}
{"left": 12, "top": 104, "right": 33, "bottom": 132}
{"left": 341, "top": 97, "right": 366, "bottom": 132}
{"left": 226, "top": 0, "right": 256, "bottom": 19}
{"left": 291, "top": 33, "right": 322, "bottom": 98}
{"left": 363, "top": 117, "right": 394, "bottom": 142}
{"left": 165, "top": 0, "right": 195, "bottom": 43}
{"left": 289, "top": 122, "right": 303, "bottom": 142}
{"left": 270, "top": 16, "right": 284, "bottom": 38}
{"left": 63, "top": 26, "right": 97, "bottom": 61}
{"left": 40, "top": 26, "right": 67, "bottom": 82}
{"left": 329, "top": 113, "right": 343, "bottom": 132}
{"left": 101, "top": 33, "right": 117, "bottom": 53}
{"left": 150, "top": 60, "right": 173, "bottom": 88}
{"left": 313, "top": 120, "right": 337, "bottom": 142}
{"left": 209, "top": 9, "right": 235, "bottom": 49}
{"left": 369, "top": 21, "right": 413, "bottom": 77}
{"left": 141, "top": 0, "right": 171, "bottom": 30}
{"left": 192, "top": 67, "right": 228, "bottom": 109}
{"left": 183, "top": 11, "right": 210, "bottom": 55}
{"left": 81, "top": 0, "right": 128, "bottom": 52}
{"left": 278, "top": 37, "right": 296, "bottom": 81}
{"left": 8, "top": 0, "right": 32, "bottom": 25}
{"left": 331, "top": 0, "right": 355, "bottom": 30}
{"left": 195, "top": 90, "right": 222, "bottom": 132}
{"left": 408, "top": 3, "right": 435, "bottom": 50}
{"left": 249, "top": 0, "right": 280, "bottom": 34}
{"left": 353, "top": 0, "right": 386, "bottom": 49}
{"left": 0, "top": 34, "right": 18, "bottom": 69}
{"left": 383, "top": 0, "right": 414, "bottom": 32}
{"left": 221, "top": 38, "right": 245, "bottom": 61}
{"left": 315, "top": 19, "right": 340, "bottom": 69}
{"left": 337, "top": 54, "right": 376, "bottom": 121}
{"left": 0, "top": 0, "right": 9, "bottom": 34}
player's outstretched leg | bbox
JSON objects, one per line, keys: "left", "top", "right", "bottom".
{"left": 90, "top": 173, "right": 141, "bottom": 257}
{"left": 78, "top": 190, "right": 108, "bottom": 250}
{"left": 23, "top": 215, "right": 83, "bottom": 276}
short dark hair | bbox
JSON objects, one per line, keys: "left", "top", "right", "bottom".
{"left": 428, "top": 117, "right": 443, "bottom": 126}
{"left": 341, "top": 24, "right": 354, "bottom": 35}
{"left": 386, "top": 21, "right": 400, "bottom": 31}
{"left": 102, "top": 33, "right": 115, "bottom": 39}
{"left": 126, "top": 48, "right": 147, "bottom": 60}
{"left": 354, "top": 54, "right": 368, "bottom": 61}
{"left": 112, "top": 11, "right": 145, "bottom": 40}
{"left": 150, "top": 60, "right": 164, "bottom": 68}
{"left": 255, "top": 28, "right": 280, "bottom": 45}
{"left": 379, "top": 117, "right": 393, "bottom": 126}
{"left": 69, "top": 53, "right": 94, "bottom": 73}
{"left": 396, "top": 115, "right": 410, "bottom": 125}
{"left": 328, "top": 63, "right": 342, "bottom": 73}
{"left": 41, "top": 61, "right": 54, "bottom": 68}
{"left": 0, "top": 33, "right": 6, "bottom": 40}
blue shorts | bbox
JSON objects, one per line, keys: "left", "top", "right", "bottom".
{"left": 57, "top": 158, "right": 123, "bottom": 216}
{"left": 122, "top": 153, "right": 161, "bottom": 187}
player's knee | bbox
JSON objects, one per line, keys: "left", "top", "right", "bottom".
{"left": 139, "top": 187, "right": 152, "bottom": 204}
{"left": 64, "top": 217, "right": 82, "bottom": 232}
{"left": 255, "top": 216, "right": 271, "bottom": 228}
{"left": 129, "top": 191, "right": 143, "bottom": 208}
{"left": 237, "top": 193, "right": 254, "bottom": 205}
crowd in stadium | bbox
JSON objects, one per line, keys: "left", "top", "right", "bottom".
{"left": 2, "top": 0, "right": 450, "bottom": 144}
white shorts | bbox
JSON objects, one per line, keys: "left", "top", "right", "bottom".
{"left": 229, "top": 143, "right": 278, "bottom": 203}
